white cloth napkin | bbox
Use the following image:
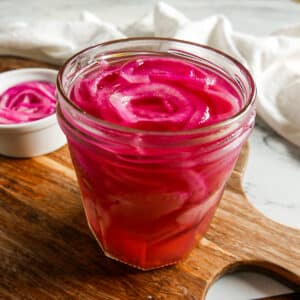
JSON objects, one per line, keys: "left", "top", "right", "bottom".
{"left": 1, "top": 2, "right": 300, "bottom": 147}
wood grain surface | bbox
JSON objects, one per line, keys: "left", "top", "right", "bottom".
{"left": 0, "top": 56, "right": 299, "bottom": 300}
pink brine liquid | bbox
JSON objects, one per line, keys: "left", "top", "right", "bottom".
{"left": 66, "top": 56, "right": 244, "bottom": 269}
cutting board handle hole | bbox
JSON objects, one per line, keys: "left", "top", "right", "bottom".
{"left": 220, "top": 263, "right": 300, "bottom": 292}
{"left": 206, "top": 268, "right": 296, "bottom": 299}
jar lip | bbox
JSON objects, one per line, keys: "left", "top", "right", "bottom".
{"left": 57, "top": 37, "right": 256, "bottom": 136}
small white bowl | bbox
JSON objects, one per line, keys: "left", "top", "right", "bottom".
{"left": 0, "top": 68, "right": 66, "bottom": 158}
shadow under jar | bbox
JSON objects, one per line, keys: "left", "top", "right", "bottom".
{"left": 56, "top": 38, "right": 256, "bottom": 270}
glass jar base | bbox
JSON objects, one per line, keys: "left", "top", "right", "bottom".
{"left": 87, "top": 219, "right": 185, "bottom": 270}
{"left": 82, "top": 187, "right": 222, "bottom": 270}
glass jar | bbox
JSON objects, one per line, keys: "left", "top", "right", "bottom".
{"left": 56, "top": 38, "right": 256, "bottom": 270}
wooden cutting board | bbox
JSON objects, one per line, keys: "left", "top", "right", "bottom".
{"left": 0, "top": 56, "right": 299, "bottom": 300}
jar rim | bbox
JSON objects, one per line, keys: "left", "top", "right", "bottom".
{"left": 57, "top": 37, "right": 256, "bottom": 136}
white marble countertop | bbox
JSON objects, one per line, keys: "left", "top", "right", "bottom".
{"left": 1, "top": 0, "right": 299, "bottom": 299}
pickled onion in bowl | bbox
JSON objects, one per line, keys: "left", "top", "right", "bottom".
{"left": 0, "top": 81, "right": 56, "bottom": 124}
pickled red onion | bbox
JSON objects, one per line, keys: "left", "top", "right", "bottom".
{"left": 70, "top": 56, "right": 242, "bottom": 131}
{"left": 0, "top": 81, "right": 56, "bottom": 124}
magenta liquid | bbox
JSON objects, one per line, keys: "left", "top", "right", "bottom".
{"left": 58, "top": 52, "right": 255, "bottom": 270}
